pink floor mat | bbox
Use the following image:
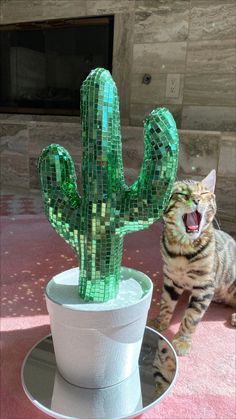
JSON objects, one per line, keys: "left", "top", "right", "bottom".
{"left": 1, "top": 215, "right": 235, "bottom": 419}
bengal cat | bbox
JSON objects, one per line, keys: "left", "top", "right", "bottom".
{"left": 151, "top": 170, "right": 236, "bottom": 356}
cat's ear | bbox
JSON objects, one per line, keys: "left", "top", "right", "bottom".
{"left": 202, "top": 169, "right": 216, "bottom": 193}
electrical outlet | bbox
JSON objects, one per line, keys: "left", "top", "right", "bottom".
{"left": 166, "top": 74, "right": 181, "bottom": 98}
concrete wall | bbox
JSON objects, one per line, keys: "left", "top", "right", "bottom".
{"left": 1, "top": 0, "right": 236, "bottom": 130}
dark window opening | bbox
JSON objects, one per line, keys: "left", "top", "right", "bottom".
{"left": 0, "top": 16, "right": 114, "bottom": 116}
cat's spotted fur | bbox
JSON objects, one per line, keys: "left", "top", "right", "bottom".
{"left": 152, "top": 170, "right": 236, "bottom": 356}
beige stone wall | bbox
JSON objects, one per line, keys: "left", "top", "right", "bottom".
{"left": 1, "top": 1, "right": 235, "bottom": 230}
{"left": 131, "top": 0, "right": 236, "bottom": 131}
{"left": 1, "top": 0, "right": 236, "bottom": 130}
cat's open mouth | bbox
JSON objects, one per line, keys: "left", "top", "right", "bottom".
{"left": 183, "top": 210, "right": 202, "bottom": 233}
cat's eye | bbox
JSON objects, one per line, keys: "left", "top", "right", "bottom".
{"left": 172, "top": 192, "right": 188, "bottom": 199}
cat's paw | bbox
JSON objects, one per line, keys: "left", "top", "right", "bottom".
{"left": 155, "top": 381, "right": 169, "bottom": 398}
{"left": 172, "top": 335, "right": 192, "bottom": 356}
{"left": 148, "top": 318, "right": 169, "bottom": 332}
{"left": 231, "top": 313, "right": 236, "bottom": 327}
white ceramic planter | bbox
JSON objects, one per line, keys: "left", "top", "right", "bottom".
{"left": 45, "top": 267, "right": 153, "bottom": 389}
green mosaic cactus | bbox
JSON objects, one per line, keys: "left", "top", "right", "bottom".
{"left": 39, "top": 68, "right": 179, "bottom": 302}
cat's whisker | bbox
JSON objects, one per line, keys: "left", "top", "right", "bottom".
{"left": 213, "top": 217, "right": 221, "bottom": 230}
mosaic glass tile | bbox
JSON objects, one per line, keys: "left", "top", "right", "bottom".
{"left": 38, "top": 68, "right": 179, "bottom": 302}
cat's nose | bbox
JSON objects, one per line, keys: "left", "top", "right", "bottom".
{"left": 193, "top": 198, "right": 200, "bottom": 205}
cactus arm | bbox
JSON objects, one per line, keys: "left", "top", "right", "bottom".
{"left": 118, "top": 108, "right": 179, "bottom": 233}
{"left": 38, "top": 144, "right": 81, "bottom": 253}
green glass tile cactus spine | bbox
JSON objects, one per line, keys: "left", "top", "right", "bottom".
{"left": 38, "top": 68, "right": 179, "bottom": 302}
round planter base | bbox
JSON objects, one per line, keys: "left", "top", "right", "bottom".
{"left": 21, "top": 327, "right": 178, "bottom": 419}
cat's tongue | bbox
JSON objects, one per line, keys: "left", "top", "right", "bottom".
{"left": 185, "top": 211, "right": 199, "bottom": 231}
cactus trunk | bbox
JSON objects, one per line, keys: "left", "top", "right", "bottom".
{"left": 79, "top": 227, "right": 123, "bottom": 301}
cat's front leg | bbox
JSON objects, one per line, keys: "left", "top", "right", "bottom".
{"left": 150, "top": 276, "right": 183, "bottom": 331}
{"left": 173, "top": 288, "right": 214, "bottom": 356}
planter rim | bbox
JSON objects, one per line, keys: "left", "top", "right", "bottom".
{"left": 45, "top": 266, "right": 153, "bottom": 314}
